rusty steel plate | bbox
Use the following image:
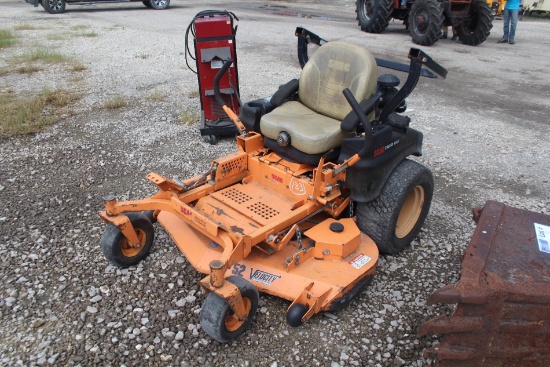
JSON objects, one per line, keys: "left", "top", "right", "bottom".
{"left": 420, "top": 200, "right": 550, "bottom": 366}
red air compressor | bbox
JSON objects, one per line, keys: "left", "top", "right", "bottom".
{"left": 185, "top": 10, "right": 240, "bottom": 145}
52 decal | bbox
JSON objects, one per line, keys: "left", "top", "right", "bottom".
{"left": 231, "top": 263, "right": 246, "bottom": 277}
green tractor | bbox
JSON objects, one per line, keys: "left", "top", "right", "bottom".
{"left": 356, "top": 0, "right": 493, "bottom": 46}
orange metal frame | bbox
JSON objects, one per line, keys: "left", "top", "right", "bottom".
{"left": 100, "top": 131, "right": 379, "bottom": 323}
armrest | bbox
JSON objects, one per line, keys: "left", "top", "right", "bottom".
{"left": 270, "top": 79, "right": 299, "bottom": 107}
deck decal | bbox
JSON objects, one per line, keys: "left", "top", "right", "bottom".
{"left": 349, "top": 253, "right": 372, "bottom": 269}
{"left": 250, "top": 268, "right": 281, "bottom": 286}
{"left": 289, "top": 176, "right": 307, "bottom": 196}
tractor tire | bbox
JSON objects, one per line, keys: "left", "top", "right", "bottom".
{"left": 408, "top": 0, "right": 443, "bottom": 46}
{"left": 100, "top": 212, "right": 155, "bottom": 268}
{"left": 41, "top": 0, "right": 65, "bottom": 14}
{"left": 356, "top": 159, "right": 433, "bottom": 255}
{"left": 456, "top": 0, "right": 493, "bottom": 46}
{"left": 355, "top": 0, "right": 394, "bottom": 33}
{"left": 148, "top": 0, "right": 170, "bottom": 10}
{"left": 200, "top": 276, "right": 259, "bottom": 343}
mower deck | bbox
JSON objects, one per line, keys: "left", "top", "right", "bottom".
{"left": 158, "top": 209, "right": 378, "bottom": 312}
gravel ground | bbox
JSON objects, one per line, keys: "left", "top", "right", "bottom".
{"left": 1, "top": 0, "right": 549, "bottom": 366}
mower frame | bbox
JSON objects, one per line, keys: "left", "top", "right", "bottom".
{"left": 99, "top": 43, "right": 446, "bottom": 342}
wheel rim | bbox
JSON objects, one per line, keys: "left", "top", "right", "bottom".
{"left": 225, "top": 297, "right": 251, "bottom": 332}
{"left": 120, "top": 228, "right": 146, "bottom": 257}
{"left": 413, "top": 9, "right": 430, "bottom": 35}
{"left": 396, "top": 185, "right": 425, "bottom": 238}
{"left": 360, "top": 0, "right": 374, "bottom": 21}
{"left": 48, "top": 0, "right": 62, "bottom": 10}
{"left": 152, "top": 0, "right": 167, "bottom": 7}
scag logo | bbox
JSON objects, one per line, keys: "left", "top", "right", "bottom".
{"left": 180, "top": 206, "right": 192, "bottom": 216}
{"left": 328, "top": 59, "right": 350, "bottom": 72}
{"left": 271, "top": 174, "right": 283, "bottom": 183}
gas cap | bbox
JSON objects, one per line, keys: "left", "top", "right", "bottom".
{"left": 330, "top": 222, "right": 344, "bottom": 233}
{"left": 277, "top": 131, "right": 291, "bottom": 146}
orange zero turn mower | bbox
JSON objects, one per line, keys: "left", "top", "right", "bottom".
{"left": 99, "top": 41, "right": 446, "bottom": 342}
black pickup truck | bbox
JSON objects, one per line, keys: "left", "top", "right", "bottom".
{"left": 26, "top": 0, "right": 170, "bottom": 14}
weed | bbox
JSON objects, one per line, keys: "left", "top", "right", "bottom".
{"left": 17, "top": 65, "right": 42, "bottom": 74}
{"left": 181, "top": 109, "right": 199, "bottom": 125}
{"left": 188, "top": 90, "right": 200, "bottom": 98}
{"left": 149, "top": 91, "right": 167, "bottom": 102}
{"left": 0, "top": 29, "right": 16, "bottom": 48}
{"left": 71, "top": 25, "right": 89, "bottom": 31}
{"left": 47, "top": 33, "right": 67, "bottom": 41}
{"left": 104, "top": 95, "right": 127, "bottom": 110}
{"left": 13, "top": 49, "right": 69, "bottom": 64}
{"left": 14, "top": 24, "right": 42, "bottom": 31}
{"left": 43, "top": 88, "right": 81, "bottom": 107}
{"left": 70, "top": 61, "right": 87, "bottom": 72}
{"left": 0, "top": 88, "right": 82, "bottom": 137}
{"left": 79, "top": 32, "right": 98, "bottom": 38}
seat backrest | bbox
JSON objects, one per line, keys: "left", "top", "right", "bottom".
{"left": 298, "top": 41, "right": 378, "bottom": 121}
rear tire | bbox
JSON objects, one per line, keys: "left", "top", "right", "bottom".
{"left": 355, "top": 0, "right": 393, "bottom": 33}
{"left": 148, "top": 0, "right": 170, "bottom": 10}
{"left": 200, "top": 276, "right": 259, "bottom": 343}
{"left": 41, "top": 0, "right": 65, "bottom": 14}
{"left": 142, "top": 0, "right": 153, "bottom": 8}
{"left": 456, "top": 0, "right": 493, "bottom": 46}
{"left": 356, "top": 159, "right": 433, "bottom": 255}
{"left": 408, "top": 0, "right": 443, "bottom": 46}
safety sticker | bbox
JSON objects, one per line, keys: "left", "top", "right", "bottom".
{"left": 534, "top": 223, "right": 550, "bottom": 254}
{"left": 349, "top": 253, "right": 372, "bottom": 269}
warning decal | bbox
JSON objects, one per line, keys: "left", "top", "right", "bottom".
{"left": 349, "top": 253, "right": 372, "bottom": 269}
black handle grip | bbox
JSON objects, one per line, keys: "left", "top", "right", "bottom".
{"left": 214, "top": 58, "right": 233, "bottom": 107}
{"left": 343, "top": 88, "right": 376, "bottom": 158}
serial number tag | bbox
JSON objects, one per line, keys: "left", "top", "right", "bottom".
{"left": 349, "top": 253, "right": 372, "bottom": 269}
{"left": 535, "top": 223, "right": 550, "bottom": 254}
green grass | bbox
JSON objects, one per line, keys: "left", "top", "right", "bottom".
{"left": 0, "top": 29, "right": 16, "bottom": 48}
{"left": 13, "top": 49, "right": 69, "bottom": 64}
{"left": 0, "top": 88, "right": 81, "bottom": 137}
{"left": 181, "top": 109, "right": 199, "bottom": 125}
{"left": 104, "top": 95, "right": 127, "bottom": 110}
{"left": 17, "top": 65, "right": 43, "bottom": 74}
{"left": 149, "top": 91, "right": 167, "bottom": 102}
{"left": 47, "top": 33, "right": 67, "bottom": 41}
{"left": 70, "top": 61, "right": 87, "bottom": 72}
{"left": 71, "top": 25, "right": 89, "bottom": 30}
{"left": 14, "top": 24, "right": 43, "bottom": 31}
{"left": 79, "top": 31, "right": 98, "bottom": 38}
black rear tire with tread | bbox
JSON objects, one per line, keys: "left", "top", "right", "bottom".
{"left": 356, "top": 159, "right": 433, "bottom": 255}
{"left": 200, "top": 276, "right": 259, "bottom": 343}
{"left": 456, "top": 0, "right": 493, "bottom": 46}
{"left": 100, "top": 212, "right": 155, "bottom": 268}
{"left": 355, "top": 0, "right": 394, "bottom": 33}
{"left": 408, "top": 0, "right": 443, "bottom": 46}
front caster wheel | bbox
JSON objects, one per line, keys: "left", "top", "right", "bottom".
{"left": 100, "top": 212, "right": 155, "bottom": 268}
{"left": 356, "top": 159, "right": 434, "bottom": 255}
{"left": 200, "top": 276, "right": 259, "bottom": 343}
{"left": 286, "top": 304, "right": 308, "bottom": 327}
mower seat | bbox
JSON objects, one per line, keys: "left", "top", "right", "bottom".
{"left": 260, "top": 41, "right": 378, "bottom": 163}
